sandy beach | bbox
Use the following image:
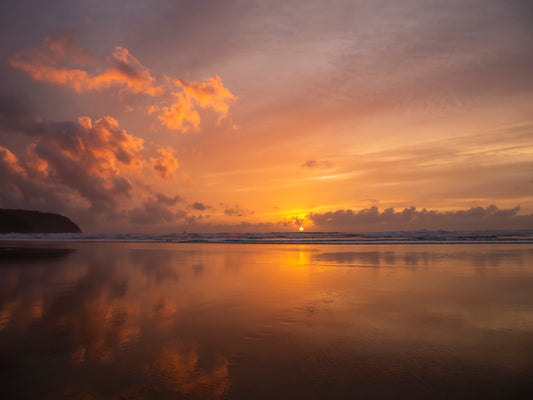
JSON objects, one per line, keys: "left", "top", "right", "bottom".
{"left": 1, "top": 241, "right": 532, "bottom": 399}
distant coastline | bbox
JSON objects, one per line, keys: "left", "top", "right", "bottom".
{"left": 0, "top": 209, "right": 81, "bottom": 233}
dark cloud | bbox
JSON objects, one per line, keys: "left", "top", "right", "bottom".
{"left": 191, "top": 202, "right": 211, "bottom": 211}
{"left": 301, "top": 159, "right": 332, "bottom": 168}
{"left": 0, "top": 93, "right": 34, "bottom": 133}
{"left": 119, "top": 204, "right": 533, "bottom": 233}
{"left": 185, "top": 214, "right": 211, "bottom": 224}
{"left": 129, "top": 193, "right": 185, "bottom": 225}
{"left": 307, "top": 205, "right": 533, "bottom": 232}
{"left": 27, "top": 116, "right": 142, "bottom": 213}
{"left": 224, "top": 205, "right": 254, "bottom": 217}
{"left": 0, "top": 107, "right": 184, "bottom": 228}
{"left": 155, "top": 193, "right": 181, "bottom": 206}
{"left": 302, "top": 160, "right": 317, "bottom": 168}
{"left": 0, "top": 144, "right": 72, "bottom": 212}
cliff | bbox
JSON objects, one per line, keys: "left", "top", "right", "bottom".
{"left": 0, "top": 209, "right": 82, "bottom": 233}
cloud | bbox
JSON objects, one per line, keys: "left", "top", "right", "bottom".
{"left": 0, "top": 93, "right": 34, "bottom": 133}
{"left": 152, "top": 76, "right": 235, "bottom": 132}
{"left": 155, "top": 193, "right": 181, "bottom": 206}
{"left": 0, "top": 141, "right": 80, "bottom": 213}
{"left": 0, "top": 145, "right": 25, "bottom": 175}
{"left": 10, "top": 34, "right": 236, "bottom": 133}
{"left": 151, "top": 147, "right": 179, "bottom": 179}
{"left": 27, "top": 116, "right": 144, "bottom": 212}
{"left": 3, "top": 115, "right": 143, "bottom": 213}
{"left": 0, "top": 109, "right": 185, "bottom": 227}
{"left": 224, "top": 204, "right": 254, "bottom": 217}
{"left": 175, "top": 76, "right": 235, "bottom": 119}
{"left": 101, "top": 47, "right": 163, "bottom": 96}
{"left": 129, "top": 193, "right": 186, "bottom": 225}
{"left": 301, "top": 159, "right": 332, "bottom": 168}
{"left": 9, "top": 34, "right": 162, "bottom": 96}
{"left": 191, "top": 202, "right": 211, "bottom": 211}
{"left": 307, "top": 205, "right": 533, "bottom": 232}
{"left": 152, "top": 92, "right": 201, "bottom": 132}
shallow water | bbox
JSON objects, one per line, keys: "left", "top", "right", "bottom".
{"left": 1, "top": 242, "right": 533, "bottom": 399}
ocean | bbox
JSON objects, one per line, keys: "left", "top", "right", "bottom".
{"left": 1, "top": 229, "right": 533, "bottom": 244}
{"left": 1, "top": 233, "right": 533, "bottom": 399}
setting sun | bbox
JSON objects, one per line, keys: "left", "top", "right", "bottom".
{"left": 299, "top": 226, "right": 304, "bottom": 232}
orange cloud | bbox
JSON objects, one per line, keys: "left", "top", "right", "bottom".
{"left": 0, "top": 145, "right": 26, "bottom": 176}
{"left": 0, "top": 114, "right": 170, "bottom": 214}
{"left": 0, "top": 91, "right": 187, "bottom": 223}
{"left": 152, "top": 76, "right": 235, "bottom": 131}
{"left": 25, "top": 116, "right": 148, "bottom": 211}
{"left": 151, "top": 147, "right": 180, "bottom": 179}
{"left": 10, "top": 35, "right": 236, "bottom": 133}
{"left": 9, "top": 36, "right": 162, "bottom": 96}
{"left": 176, "top": 76, "right": 236, "bottom": 119}
{"left": 9, "top": 62, "right": 89, "bottom": 93}
{"left": 9, "top": 35, "right": 95, "bottom": 92}
{"left": 151, "top": 76, "right": 236, "bottom": 131}
{"left": 69, "top": 116, "right": 145, "bottom": 176}
{"left": 94, "top": 47, "right": 164, "bottom": 96}
{"left": 154, "top": 93, "right": 201, "bottom": 132}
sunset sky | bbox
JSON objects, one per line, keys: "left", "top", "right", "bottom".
{"left": 1, "top": 0, "right": 532, "bottom": 232}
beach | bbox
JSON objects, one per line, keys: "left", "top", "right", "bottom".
{"left": 3, "top": 1, "right": 533, "bottom": 397}
{"left": 1, "top": 241, "right": 533, "bottom": 399}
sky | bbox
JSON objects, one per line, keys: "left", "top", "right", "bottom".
{"left": 1, "top": 0, "right": 533, "bottom": 233}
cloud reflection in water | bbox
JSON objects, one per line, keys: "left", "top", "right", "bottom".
{"left": 0, "top": 243, "right": 532, "bottom": 399}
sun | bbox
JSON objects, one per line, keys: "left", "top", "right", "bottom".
{"left": 298, "top": 226, "right": 304, "bottom": 232}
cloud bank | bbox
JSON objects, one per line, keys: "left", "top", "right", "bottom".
{"left": 307, "top": 205, "right": 533, "bottom": 232}
{"left": 301, "top": 159, "right": 332, "bottom": 169}
{"left": 112, "top": 204, "right": 533, "bottom": 234}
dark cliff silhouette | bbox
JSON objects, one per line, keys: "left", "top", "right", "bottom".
{"left": 0, "top": 209, "right": 82, "bottom": 233}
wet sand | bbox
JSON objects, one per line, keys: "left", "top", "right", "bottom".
{"left": 1, "top": 242, "right": 533, "bottom": 399}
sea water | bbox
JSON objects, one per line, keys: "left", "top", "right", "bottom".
{"left": 1, "top": 229, "right": 533, "bottom": 244}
